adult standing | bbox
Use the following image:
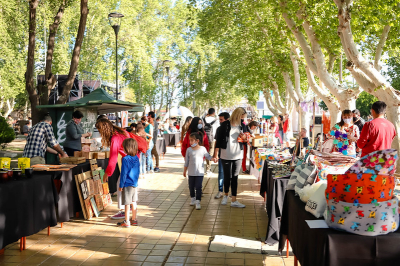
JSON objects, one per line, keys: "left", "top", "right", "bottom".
{"left": 181, "top": 117, "right": 210, "bottom": 157}
{"left": 22, "top": 121, "right": 30, "bottom": 136}
{"left": 240, "top": 108, "right": 250, "bottom": 174}
{"left": 213, "top": 107, "right": 247, "bottom": 208}
{"left": 7, "top": 115, "right": 13, "bottom": 128}
{"left": 23, "top": 113, "right": 68, "bottom": 165}
{"left": 283, "top": 113, "right": 291, "bottom": 148}
{"left": 352, "top": 109, "right": 365, "bottom": 133}
{"left": 144, "top": 115, "right": 155, "bottom": 173}
{"left": 95, "top": 118, "right": 147, "bottom": 219}
{"left": 329, "top": 110, "right": 360, "bottom": 157}
{"left": 204, "top": 108, "right": 220, "bottom": 175}
{"left": 64, "top": 110, "right": 92, "bottom": 156}
{"left": 214, "top": 112, "right": 230, "bottom": 199}
{"left": 270, "top": 117, "right": 282, "bottom": 146}
{"left": 357, "top": 101, "right": 396, "bottom": 158}
{"left": 278, "top": 115, "right": 284, "bottom": 145}
{"left": 148, "top": 111, "right": 160, "bottom": 173}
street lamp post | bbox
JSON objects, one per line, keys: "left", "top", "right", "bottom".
{"left": 108, "top": 12, "right": 124, "bottom": 100}
{"left": 163, "top": 60, "right": 171, "bottom": 118}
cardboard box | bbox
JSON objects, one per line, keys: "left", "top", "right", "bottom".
{"left": 105, "top": 151, "right": 110, "bottom": 158}
{"left": 252, "top": 137, "right": 264, "bottom": 147}
{"left": 0, "top": 157, "right": 11, "bottom": 169}
{"left": 74, "top": 151, "right": 82, "bottom": 157}
{"left": 93, "top": 152, "right": 106, "bottom": 159}
{"left": 60, "top": 157, "right": 86, "bottom": 164}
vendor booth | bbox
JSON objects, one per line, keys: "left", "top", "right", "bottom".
{"left": 0, "top": 89, "right": 144, "bottom": 252}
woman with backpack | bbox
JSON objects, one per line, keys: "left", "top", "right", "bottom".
{"left": 181, "top": 117, "right": 210, "bottom": 157}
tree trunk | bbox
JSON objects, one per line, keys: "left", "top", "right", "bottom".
{"left": 57, "top": 0, "right": 88, "bottom": 104}
{"left": 26, "top": 0, "right": 39, "bottom": 125}
{"left": 334, "top": 0, "right": 400, "bottom": 168}
{"left": 40, "top": 1, "right": 66, "bottom": 105}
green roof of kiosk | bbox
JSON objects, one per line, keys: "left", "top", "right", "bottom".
{"left": 37, "top": 88, "right": 143, "bottom": 113}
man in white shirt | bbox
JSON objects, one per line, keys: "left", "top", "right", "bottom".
{"left": 203, "top": 108, "right": 220, "bottom": 175}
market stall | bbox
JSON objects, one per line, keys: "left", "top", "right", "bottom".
{"left": 37, "top": 88, "right": 143, "bottom": 163}
{"left": 251, "top": 147, "right": 292, "bottom": 183}
{"left": 276, "top": 148, "right": 400, "bottom": 265}
{"left": 279, "top": 190, "right": 400, "bottom": 266}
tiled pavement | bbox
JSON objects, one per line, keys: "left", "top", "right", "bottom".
{"left": 0, "top": 147, "right": 294, "bottom": 266}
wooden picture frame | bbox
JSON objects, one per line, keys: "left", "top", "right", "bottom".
{"left": 90, "top": 197, "right": 100, "bottom": 217}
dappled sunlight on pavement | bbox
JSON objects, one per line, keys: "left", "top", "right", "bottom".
{"left": 0, "top": 147, "right": 294, "bottom": 265}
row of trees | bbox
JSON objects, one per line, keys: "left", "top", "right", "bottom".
{"left": 0, "top": 0, "right": 249, "bottom": 123}
{"left": 194, "top": 0, "right": 400, "bottom": 158}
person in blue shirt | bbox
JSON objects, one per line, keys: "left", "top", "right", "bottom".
{"left": 117, "top": 138, "right": 140, "bottom": 227}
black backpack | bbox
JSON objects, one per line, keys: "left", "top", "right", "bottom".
{"left": 203, "top": 117, "right": 217, "bottom": 143}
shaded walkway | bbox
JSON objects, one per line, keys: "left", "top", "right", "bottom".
{"left": 0, "top": 147, "right": 294, "bottom": 266}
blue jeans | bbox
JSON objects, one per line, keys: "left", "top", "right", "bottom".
{"left": 140, "top": 152, "right": 146, "bottom": 174}
{"left": 146, "top": 141, "right": 154, "bottom": 171}
{"left": 218, "top": 159, "right": 224, "bottom": 192}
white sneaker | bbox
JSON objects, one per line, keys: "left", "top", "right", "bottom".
{"left": 221, "top": 195, "right": 228, "bottom": 205}
{"left": 190, "top": 197, "right": 196, "bottom": 206}
{"left": 231, "top": 201, "right": 246, "bottom": 208}
{"left": 195, "top": 200, "right": 201, "bottom": 210}
{"left": 214, "top": 191, "right": 223, "bottom": 199}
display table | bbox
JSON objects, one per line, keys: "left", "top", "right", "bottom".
{"left": 156, "top": 138, "right": 166, "bottom": 157}
{"left": 0, "top": 174, "right": 58, "bottom": 250}
{"left": 163, "top": 133, "right": 180, "bottom": 147}
{"left": 260, "top": 162, "right": 290, "bottom": 245}
{"left": 279, "top": 190, "right": 400, "bottom": 266}
{"left": 36, "top": 159, "right": 118, "bottom": 223}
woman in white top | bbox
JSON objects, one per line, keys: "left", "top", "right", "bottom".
{"left": 213, "top": 108, "right": 247, "bottom": 208}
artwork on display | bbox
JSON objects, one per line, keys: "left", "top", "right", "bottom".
{"left": 80, "top": 181, "right": 89, "bottom": 200}
{"left": 84, "top": 198, "right": 93, "bottom": 219}
{"left": 90, "top": 197, "right": 100, "bottom": 217}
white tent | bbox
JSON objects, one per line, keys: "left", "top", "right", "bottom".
{"left": 164, "top": 106, "right": 194, "bottom": 120}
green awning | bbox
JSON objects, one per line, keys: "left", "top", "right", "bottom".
{"left": 37, "top": 88, "right": 143, "bottom": 113}
{"left": 127, "top": 106, "right": 145, "bottom": 112}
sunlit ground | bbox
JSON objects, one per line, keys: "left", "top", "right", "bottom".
{"left": 0, "top": 147, "right": 295, "bottom": 266}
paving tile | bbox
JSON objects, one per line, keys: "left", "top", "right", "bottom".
{"left": 1, "top": 148, "right": 286, "bottom": 266}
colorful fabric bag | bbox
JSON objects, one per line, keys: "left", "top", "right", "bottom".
{"left": 346, "top": 149, "right": 398, "bottom": 175}
{"left": 326, "top": 197, "right": 399, "bottom": 236}
{"left": 326, "top": 173, "right": 395, "bottom": 204}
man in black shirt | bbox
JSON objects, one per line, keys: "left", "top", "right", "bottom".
{"left": 352, "top": 109, "right": 365, "bottom": 133}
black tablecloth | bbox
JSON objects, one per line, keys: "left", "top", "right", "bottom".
{"left": 37, "top": 159, "right": 117, "bottom": 223}
{"left": 156, "top": 138, "right": 166, "bottom": 154}
{"left": 261, "top": 162, "right": 290, "bottom": 245}
{"left": 97, "top": 158, "right": 119, "bottom": 194}
{"left": 163, "top": 133, "right": 180, "bottom": 146}
{"left": 0, "top": 174, "right": 58, "bottom": 249}
{"left": 279, "top": 190, "right": 400, "bottom": 266}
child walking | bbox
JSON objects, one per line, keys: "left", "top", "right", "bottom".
{"left": 183, "top": 132, "right": 216, "bottom": 210}
{"left": 117, "top": 138, "right": 140, "bottom": 227}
